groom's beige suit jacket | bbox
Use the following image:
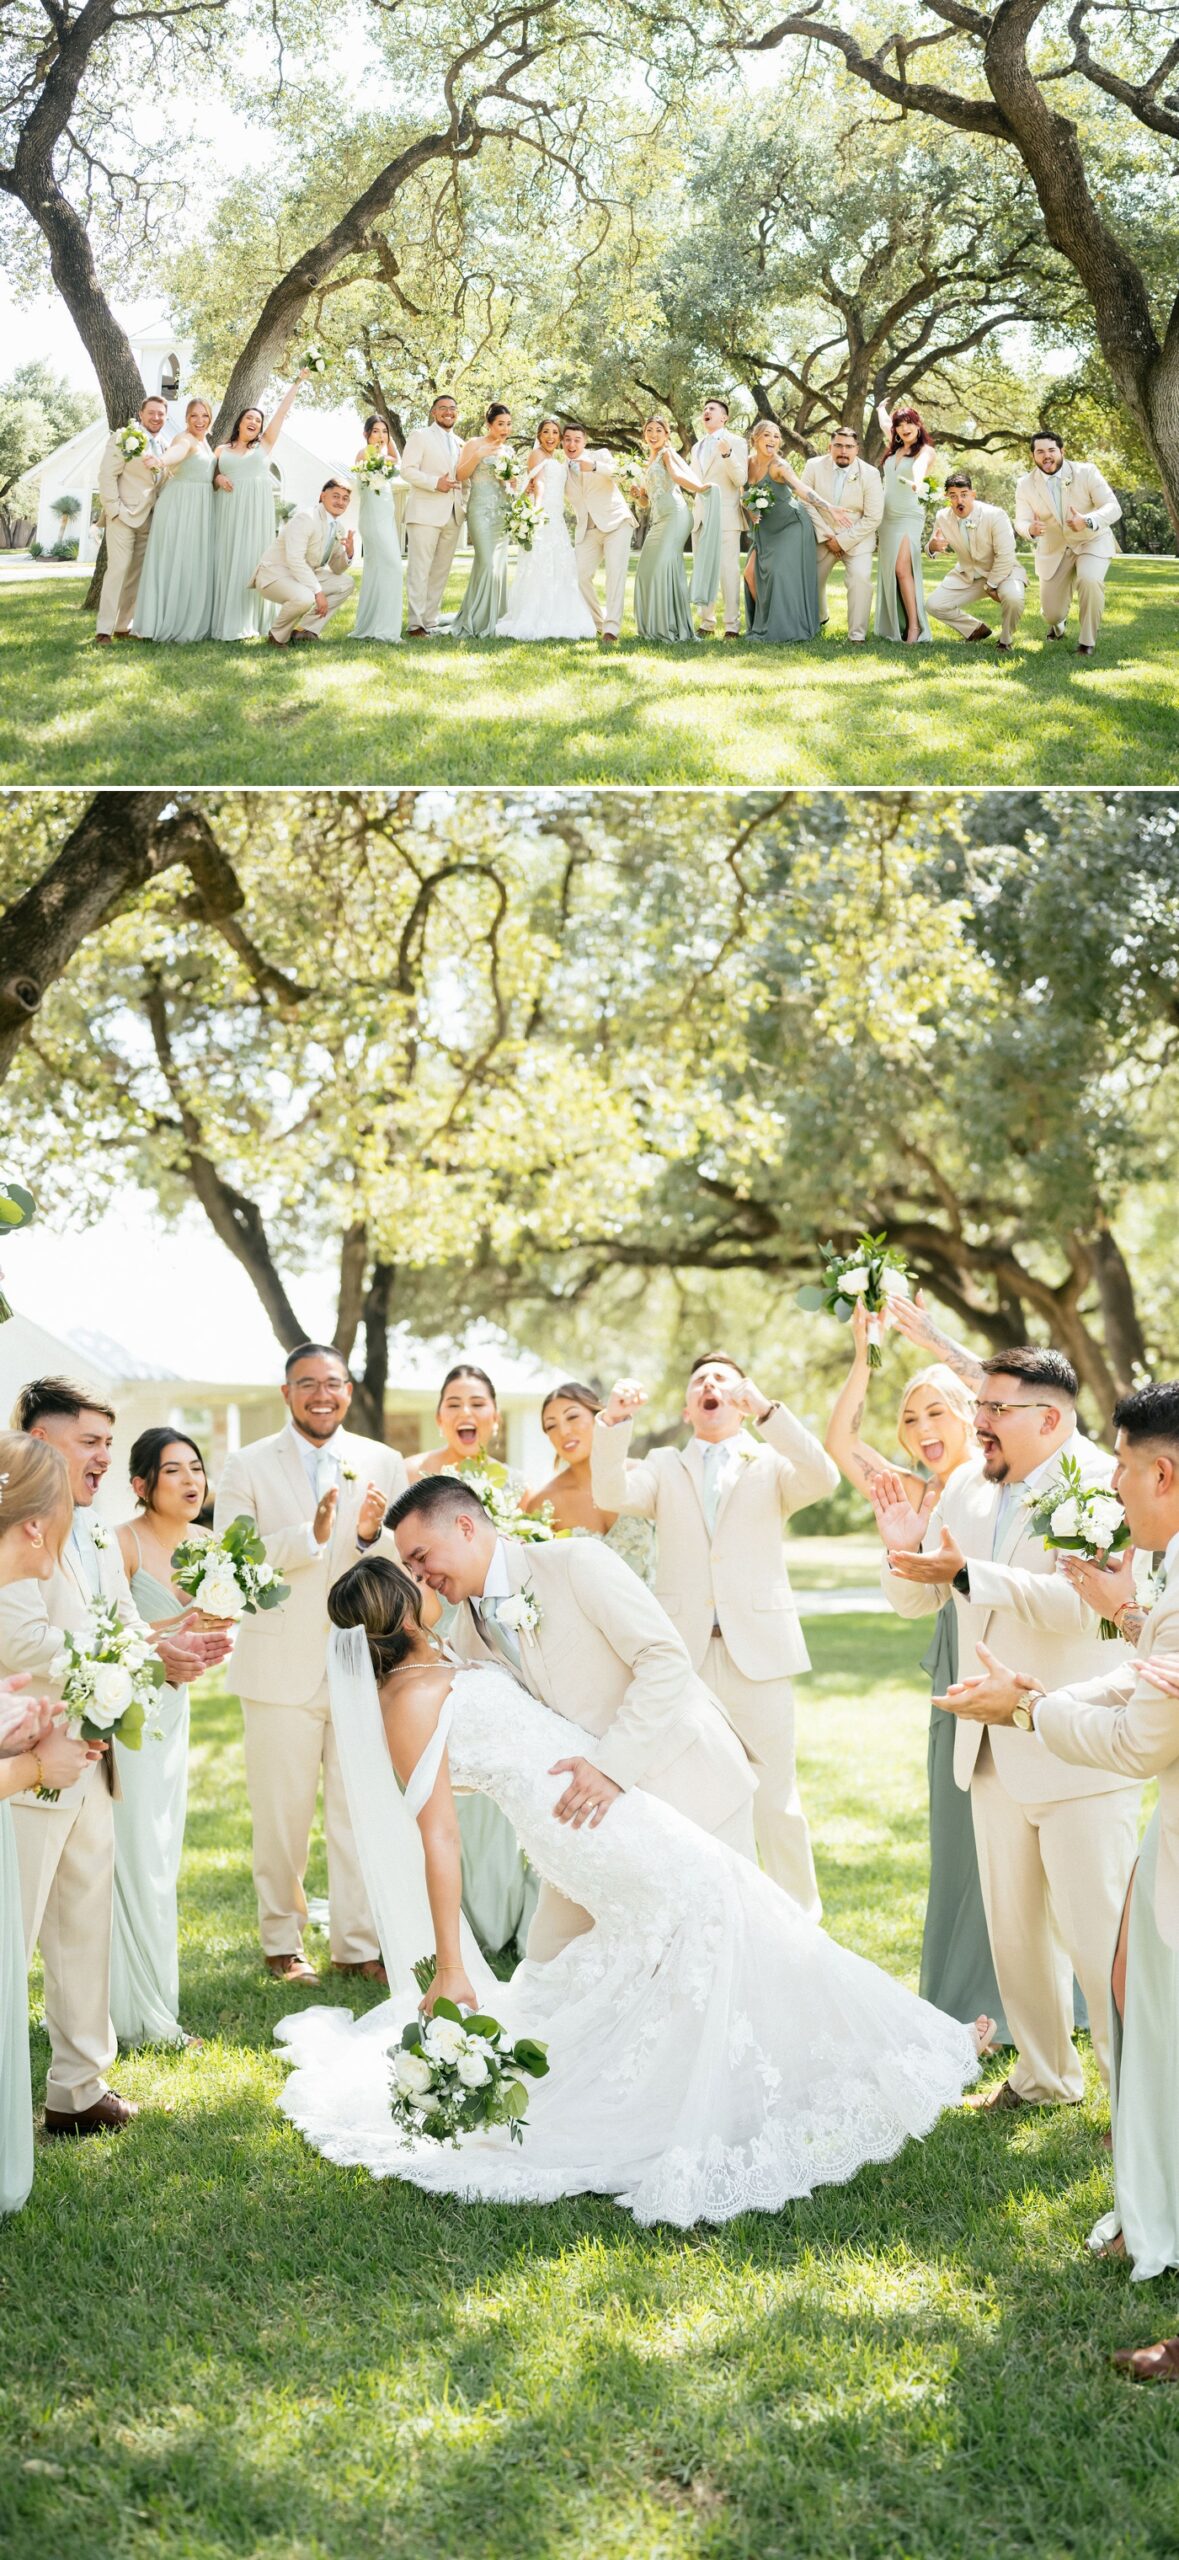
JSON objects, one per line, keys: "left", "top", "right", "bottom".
{"left": 1013, "top": 461, "right": 1121, "bottom": 565}
{"left": 0, "top": 1530, "right": 133, "bottom": 1811}
{"left": 591, "top": 1407, "right": 837, "bottom": 1680}
{"left": 1036, "top": 1571, "right": 1179, "bottom": 1950}
{"left": 800, "top": 454, "right": 883, "bottom": 554}
{"left": 214, "top": 1428, "right": 408, "bottom": 1707}
{"left": 566, "top": 452, "right": 634, "bottom": 537}
{"left": 881, "top": 1441, "right": 1139, "bottom": 1801}
{"left": 97, "top": 431, "right": 163, "bottom": 532}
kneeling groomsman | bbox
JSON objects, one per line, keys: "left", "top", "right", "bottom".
{"left": 801, "top": 428, "right": 883, "bottom": 642}
{"left": 253, "top": 480, "right": 355, "bottom": 645}
{"left": 880, "top": 1347, "right": 1141, "bottom": 2112}
{"left": 592, "top": 1353, "right": 839, "bottom": 1916}
{"left": 1014, "top": 430, "right": 1121, "bottom": 656}
{"left": 563, "top": 425, "right": 635, "bottom": 645}
{"left": 927, "top": 472, "right": 1025, "bottom": 651}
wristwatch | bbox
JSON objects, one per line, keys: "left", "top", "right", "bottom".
{"left": 757, "top": 1400, "right": 781, "bottom": 1424}
{"left": 1011, "top": 1701, "right": 1035, "bottom": 1732}
{"left": 952, "top": 1565, "right": 971, "bottom": 1597}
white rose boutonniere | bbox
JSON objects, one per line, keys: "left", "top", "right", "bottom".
{"left": 341, "top": 1463, "right": 358, "bottom": 1484}
{"left": 91, "top": 1525, "right": 111, "bottom": 1552}
{"left": 497, "top": 1587, "right": 541, "bottom": 1639}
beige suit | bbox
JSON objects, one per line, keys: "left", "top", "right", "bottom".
{"left": 448, "top": 1532, "right": 757, "bottom": 1960}
{"left": 591, "top": 1405, "right": 838, "bottom": 1915}
{"left": 690, "top": 431, "right": 749, "bottom": 632}
{"left": 1013, "top": 460, "right": 1121, "bottom": 647}
{"left": 566, "top": 452, "right": 635, "bottom": 637}
{"left": 214, "top": 1427, "right": 409, "bottom": 1960}
{"left": 882, "top": 1440, "right": 1141, "bottom": 2099}
{"left": 927, "top": 503, "right": 1026, "bottom": 645}
{"left": 1037, "top": 1573, "right": 1179, "bottom": 1952}
{"left": 251, "top": 506, "right": 353, "bottom": 643}
{"left": 801, "top": 455, "right": 883, "bottom": 641}
{"left": 96, "top": 427, "right": 168, "bottom": 637}
{"left": 0, "top": 1529, "right": 135, "bottom": 2110}
{"left": 401, "top": 423, "right": 466, "bottom": 630}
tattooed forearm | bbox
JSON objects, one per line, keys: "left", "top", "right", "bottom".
{"left": 1119, "top": 1607, "right": 1146, "bottom": 1646}
{"left": 849, "top": 1398, "right": 865, "bottom": 1435}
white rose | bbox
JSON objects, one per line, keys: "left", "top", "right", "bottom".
{"left": 255, "top": 1564, "right": 276, "bottom": 1588}
{"left": 456, "top": 2050, "right": 491, "bottom": 2089}
{"left": 90, "top": 1663, "right": 133, "bottom": 1722}
{"left": 423, "top": 2017, "right": 466, "bottom": 2064}
{"left": 393, "top": 2049, "right": 432, "bottom": 2095}
{"left": 197, "top": 1565, "right": 245, "bottom": 1618}
{"left": 1050, "top": 1498, "right": 1081, "bottom": 1538}
{"left": 839, "top": 1266, "right": 870, "bottom": 1294}
{"left": 880, "top": 1268, "right": 911, "bottom": 1298}
{"left": 409, "top": 2090, "right": 441, "bottom": 2115}
{"left": 1088, "top": 1497, "right": 1124, "bottom": 1546}
{"left": 49, "top": 1649, "right": 69, "bottom": 1687}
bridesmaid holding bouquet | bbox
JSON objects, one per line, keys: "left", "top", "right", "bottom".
{"left": 352, "top": 414, "right": 405, "bottom": 643}
{"left": 451, "top": 404, "right": 514, "bottom": 638}
{"left": 874, "top": 402, "right": 937, "bottom": 643}
{"left": 632, "top": 417, "right": 703, "bottom": 643}
{"left": 742, "top": 420, "right": 848, "bottom": 642}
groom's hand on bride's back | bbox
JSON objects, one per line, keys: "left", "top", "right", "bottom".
{"left": 550, "top": 1757, "right": 622, "bottom": 1827}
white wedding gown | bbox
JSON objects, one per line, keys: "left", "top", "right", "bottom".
{"left": 276, "top": 1660, "right": 981, "bottom": 2226}
{"left": 497, "top": 457, "right": 597, "bottom": 640}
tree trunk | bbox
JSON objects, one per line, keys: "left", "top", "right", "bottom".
{"left": 350, "top": 1261, "right": 394, "bottom": 1440}
{"left": 1084, "top": 1220, "right": 1149, "bottom": 1388}
{"left": 335, "top": 1222, "right": 369, "bottom": 1363}
{"left": 0, "top": 792, "right": 178, "bottom": 1080}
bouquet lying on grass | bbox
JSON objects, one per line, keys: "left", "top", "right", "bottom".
{"left": 0, "top": 1175, "right": 36, "bottom": 1322}
{"left": 390, "top": 1970, "right": 549, "bottom": 2147}
{"left": 505, "top": 490, "right": 545, "bottom": 551}
{"left": 1023, "top": 1455, "right": 1130, "bottom": 1637}
{"left": 171, "top": 1516, "right": 289, "bottom": 1619}
{"left": 442, "top": 1463, "right": 555, "bottom": 1543}
{"left": 795, "top": 1233, "right": 913, "bottom": 1367}
{"left": 38, "top": 1602, "right": 167, "bottom": 1799}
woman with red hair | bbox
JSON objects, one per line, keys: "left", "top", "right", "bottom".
{"left": 873, "top": 401, "right": 937, "bottom": 643}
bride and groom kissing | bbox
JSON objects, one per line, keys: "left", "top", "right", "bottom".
{"left": 276, "top": 1469, "right": 994, "bottom": 2225}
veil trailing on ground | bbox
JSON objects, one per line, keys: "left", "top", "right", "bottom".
{"left": 325, "top": 1625, "right": 495, "bottom": 2009}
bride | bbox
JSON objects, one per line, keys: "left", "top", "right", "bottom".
{"left": 497, "top": 417, "right": 597, "bottom": 641}
{"left": 276, "top": 1560, "right": 992, "bottom": 2224}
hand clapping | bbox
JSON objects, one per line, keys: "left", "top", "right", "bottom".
{"left": 868, "top": 1467, "right": 940, "bottom": 1553}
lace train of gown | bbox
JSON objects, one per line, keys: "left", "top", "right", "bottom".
{"left": 276, "top": 1666, "right": 980, "bottom": 2227}
{"left": 497, "top": 458, "right": 597, "bottom": 640}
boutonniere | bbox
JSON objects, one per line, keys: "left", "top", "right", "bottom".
{"left": 1145, "top": 1563, "right": 1168, "bottom": 1611}
{"left": 735, "top": 1435, "right": 760, "bottom": 1464}
{"left": 91, "top": 1525, "right": 111, "bottom": 1552}
{"left": 498, "top": 1586, "right": 541, "bottom": 1639}
{"left": 340, "top": 1463, "right": 358, "bottom": 1485}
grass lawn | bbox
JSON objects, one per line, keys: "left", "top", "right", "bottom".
{"left": 2, "top": 1612, "right": 1173, "bottom": 2560}
{"left": 3, "top": 557, "right": 1175, "bottom": 785}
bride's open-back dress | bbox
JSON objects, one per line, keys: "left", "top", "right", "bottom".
{"left": 496, "top": 456, "right": 597, "bottom": 641}
{"left": 276, "top": 1647, "right": 980, "bottom": 2226}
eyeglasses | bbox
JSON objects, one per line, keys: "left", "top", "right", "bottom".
{"left": 974, "top": 1400, "right": 1057, "bottom": 1419}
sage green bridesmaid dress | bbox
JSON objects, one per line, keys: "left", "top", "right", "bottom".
{"left": 354, "top": 482, "right": 404, "bottom": 642}
{"left": 874, "top": 455, "right": 932, "bottom": 642}
{"left": 211, "top": 444, "right": 276, "bottom": 640}
{"left": 451, "top": 459, "right": 509, "bottom": 638}
{"left": 110, "top": 1545, "right": 190, "bottom": 2046}
{"left": 633, "top": 458, "right": 696, "bottom": 642}
{"left": 919, "top": 1601, "right": 1009, "bottom": 2039}
{"left": 137, "top": 444, "right": 216, "bottom": 642}
{"left": 744, "top": 477, "right": 821, "bottom": 641}
{"left": 0, "top": 1802, "right": 33, "bottom": 2212}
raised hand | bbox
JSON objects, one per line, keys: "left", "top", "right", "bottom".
{"left": 868, "top": 1466, "right": 938, "bottom": 1552}
{"left": 602, "top": 1378, "right": 647, "bottom": 1426}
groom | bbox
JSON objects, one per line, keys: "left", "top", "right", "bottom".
{"left": 386, "top": 1474, "right": 757, "bottom": 1961}
{"left": 562, "top": 424, "right": 634, "bottom": 645}
{"left": 401, "top": 394, "right": 466, "bottom": 636}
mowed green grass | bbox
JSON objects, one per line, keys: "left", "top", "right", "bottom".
{"left": 2, "top": 1611, "right": 1175, "bottom": 2560}
{"left": 2, "top": 558, "right": 1175, "bottom": 784}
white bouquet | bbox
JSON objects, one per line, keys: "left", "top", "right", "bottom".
{"left": 171, "top": 1515, "right": 289, "bottom": 1619}
{"left": 115, "top": 421, "right": 150, "bottom": 460}
{"left": 391, "top": 1979, "right": 549, "bottom": 2148}
{"left": 617, "top": 455, "right": 648, "bottom": 504}
{"left": 302, "top": 343, "right": 328, "bottom": 376}
{"left": 796, "top": 1231, "right": 913, "bottom": 1368}
{"left": 355, "top": 448, "right": 400, "bottom": 486}
{"left": 743, "top": 478, "right": 776, "bottom": 518}
{"left": 1023, "top": 1455, "right": 1130, "bottom": 1638}
{"left": 0, "top": 1176, "right": 35, "bottom": 1322}
{"left": 38, "top": 1601, "right": 167, "bottom": 1798}
{"left": 489, "top": 449, "right": 517, "bottom": 488}
{"left": 505, "top": 490, "right": 545, "bottom": 551}
{"left": 442, "top": 1462, "right": 554, "bottom": 1544}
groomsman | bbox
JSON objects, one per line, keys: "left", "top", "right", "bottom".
{"left": 401, "top": 394, "right": 466, "bottom": 636}
{"left": 801, "top": 429, "right": 883, "bottom": 642}
{"left": 252, "top": 481, "right": 355, "bottom": 644}
{"left": 591, "top": 1352, "right": 839, "bottom": 1916}
{"left": 562, "top": 425, "right": 635, "bottom": 645}
{"left": 928, "top": 1378, "right": 1179, "bottom": 2378}
{"left": 879, "top": 1347, "right": 1141, "bottom": 2110}
{"left": 927, "top": 472, "right": 1026, "bottom": 651}
{"left": 94, "top": 394, "right": 169, "bottom": 644}
{"left": 214, "top": 1344, "right": 409, "bottom": 1984}
{"left": 689, "top": 400, "right": 749, "bottom": 638}
{"left": 1014, "top": 430, "right": 1122, "bottom": 656}
{"left": 0, "top": 1378, "right": 215, "bottom": 2134}
{"left": 387, "top": 1473, "right": 757, "bottom": 1962}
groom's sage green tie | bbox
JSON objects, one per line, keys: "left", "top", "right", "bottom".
{"left": 475, "top": 1595, "right": 521, "bottom": 1669}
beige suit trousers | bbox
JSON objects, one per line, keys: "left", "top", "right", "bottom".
{"left": 970, "top": 1734, "right": 1139, "bottom": 2100}
{"left": 524, "top": 1791, "right": 756, "bottom": 1966}
{"left": 13, "top": 1786, "right": 116, "bottom": 2112}
{"left": 406, "top": 518, "right": 461, "bottom": 630}
{"left": 240, "top": 1694, "right": 379, "bottom": 1962}
{"left": 575, "top": 522, "right": 632, "bottom": 636}
{"left": 815, "top": 541, "right": 874, "bottom": 643}
{"left": 929, "top": 567, "right": 1025, "bottom": 645}
{"left": 97, "top": 515, "right": 154, "bottom": 637}
{"left": 692, "top": 509, "right": 743, "bottom": 633}
{"left": 1037, "top": 550, "right": 1110, "bottom": 646}
{"left": 254, "top": 566, "right": 352, "bottom": 644}
{"left": 704, "top": 1635, "right": 820, "bottom": 1918}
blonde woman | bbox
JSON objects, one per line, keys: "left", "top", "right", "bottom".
{"left": 0, "top": 1434, "right": 95, "bottom": 2211}
{"left": 137, "top": 394, "right": 216, "bottom": 641}
{"left": 743, "top": 419, "right": 849, "bottom": 642}
{"left": 632, "top": 416, "right": 704, "bottom": 642}
{"left": 825, "top": 1302, "right": 1008, "bottom": 2033}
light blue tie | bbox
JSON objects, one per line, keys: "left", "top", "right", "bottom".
{"left": 701, "top": 1444, "right": 727, "bottom": 1536}
{"left": 477, "top": 1596, "right": 521, "bottom": 1668}
{"left": 991, "top": 1484, "right": 1019, "bottom": 1558}
{"left": 70, "top": 1517, "right": 100, "bottom": 1596}
{"left": 1046, "top": 472, "right": 1064, "bottom": 523}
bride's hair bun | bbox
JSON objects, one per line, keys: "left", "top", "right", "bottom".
{"left": 329, "top": 1557, "right": 424, "bottom": 1678}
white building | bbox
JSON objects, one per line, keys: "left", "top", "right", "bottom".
{"left": 26, "top": 314, "right": 374, "bottom": 561}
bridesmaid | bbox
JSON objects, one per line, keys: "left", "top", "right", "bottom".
{"left": 525, "top": 1381, "right": 654, "bottom": 1584}
{"left": 353, "top": 413, "right": 405, "bottom": 643}
{"left": 408, "top": 1361, "right": 523, "bottom": 1490}
{"left": 211, "top": 371, "right": 308, "bottom": 641}
{"left": 824, "top": 1304, "right": 1008, "bottom": 2039}
{"left": 0, "top": 1433, "right": 90, "bottom": 2214}
{"left": 451, "top": 404, "right": 514, "bottom": 638}
{"left": 633, "top": 417, "right": 702, "bottom": 641}
{"left": 137, "top": 396, "right": 217, "bottom": 642}
{"left": 112, "top": 1428, "right": 210, "bottom": 2047}
{"left": 742, "top": 420, "right": 848, "bottom": 643}
{"left": 874, "top": 402, "right": 936, "bottom": 643}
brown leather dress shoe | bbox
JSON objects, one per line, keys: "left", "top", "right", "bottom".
{"left": 44, "top": 2089, "right": 139, "bottom": 2137}
{"left": 965, "top": 2077, "right": 1029, "bottom": 2113}
{"left": 265, "top": 1951, "right": 318, "bottom": 1985}
{"left": 331, "top": 1959, "right": 389, "bottom": 1985}
{"left": 1113, "top": 2335, "right": 1179, "bottom": 2382}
